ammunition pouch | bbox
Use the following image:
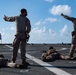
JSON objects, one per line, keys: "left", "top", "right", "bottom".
{"left": 15, "top": 32, "right": 30, "bottom": 42}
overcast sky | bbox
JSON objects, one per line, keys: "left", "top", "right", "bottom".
{"left": 0, "top": 0, "right": 76, "bottom": 44}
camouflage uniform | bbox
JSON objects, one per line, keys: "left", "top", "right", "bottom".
{"left": 42, "top": 47, "right": 60, "bottom": 61}
{"left": 4, "top": 15, "right": 31, "bottom": 63}
{"left": 61, "top": 13, "right": 76, "bottom": 57}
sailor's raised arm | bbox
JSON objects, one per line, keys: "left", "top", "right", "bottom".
{"left": 3, "top": 15, "right": 15, "bottom": 22}
{"left": 61, "top": 13, "right": 75, "bottom": 22}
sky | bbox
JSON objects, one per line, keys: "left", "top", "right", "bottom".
{"left": 0, "top": 0, "right": 76, "bottom": 44}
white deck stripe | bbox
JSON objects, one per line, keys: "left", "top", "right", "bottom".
{"left": 57, "top": 48, "right": 69, "bottom": 51}
{"left": 5, "top": 45, "right": 71, "bottom": 75}
{"left": 0, "top": 52, "right": 12, "bottom": 54}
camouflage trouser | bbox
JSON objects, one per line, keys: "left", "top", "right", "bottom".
{"left": 69, "top": 34, "right": 76, "bottom": 57}
{"left": 12, "top": 32, "right": 26, "bottom": 62}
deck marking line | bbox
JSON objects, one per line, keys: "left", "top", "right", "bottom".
{"left": 5, "top": 45, "right": 71, "bottom": 75}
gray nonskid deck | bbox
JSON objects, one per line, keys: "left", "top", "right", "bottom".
{"left": 0, "top": 44, "right": 76, "bottom": 75}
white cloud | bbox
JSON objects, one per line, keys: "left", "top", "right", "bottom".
{"left": 29, "top": 27, "right": 58, "bottom": 43}
{"left": 31, "top": 27, "right": 56, "bottom": 37}
{"left": 60, "top": 25, "right": 70, "bottom": 36}
{"left": 31, "top": 27, "right": 46, "bottom": 36}
{"left": 0, "top": 26, "right": 15, "bottom": 43}
{"left": 35, "top": 21, "right": 42, "bottom": 26}
{"left": 45, "top": 17, "right": 57, "bottom": 23}
{"left": 0, "top": 31, "right": 14, "bottom": 43}
{"left": 34, "top": 17, "right": 57, "bottom": 26}
{"left": 49, "top": 5, "right": 71, "bottom": 15}
{"left": 2, "top": 34, "right": 14, "bottom": 43}
{"left": 28, "top": 25, "right": 71, "bottom": 43}
{"left": 10, "top": 26, "right": 15, "bottom": 31}
{"left": 49, "top": 29, "right": 57, "bottom": 36}
{"left": 45, "top": 0, "right": 54, "bottom": 2}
